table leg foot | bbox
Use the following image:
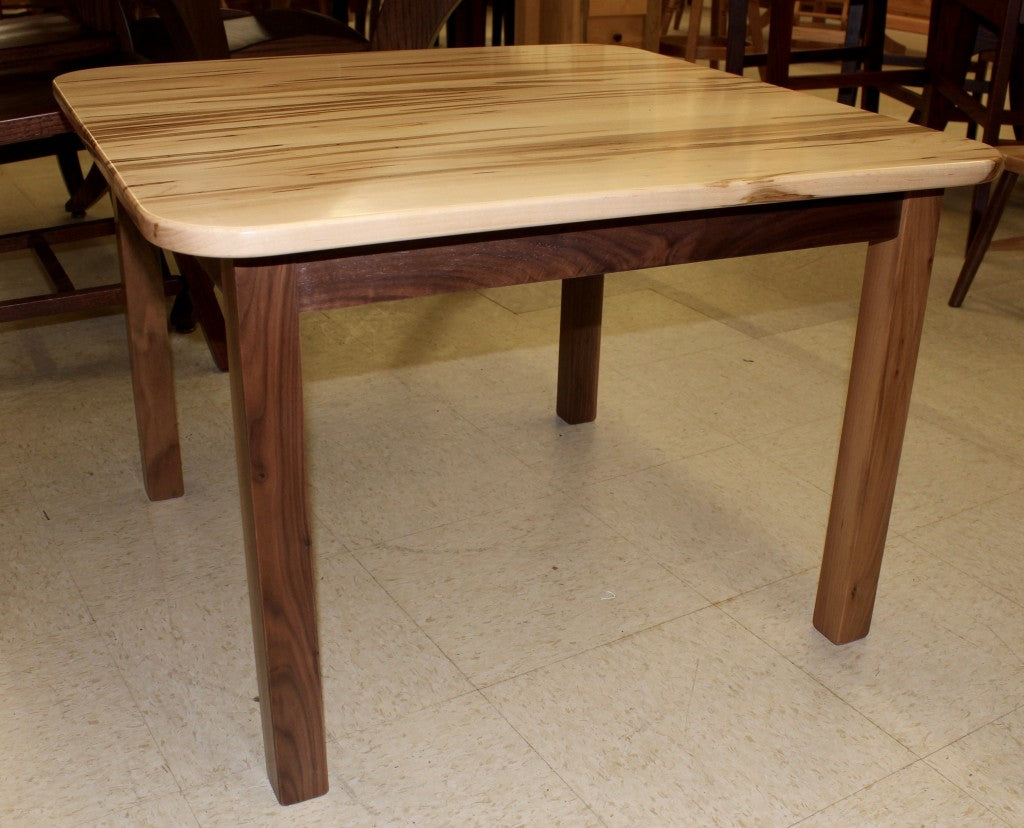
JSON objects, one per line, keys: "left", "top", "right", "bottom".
{"left": 115, "top": 204, "right": 183, "bottom": 501}
{"left": 814, "top": 191, "right": 942, "bottom": 644}
{"left": 556, "top": 274, "right": 604, "bottom": 425}
{"left": 223, "top": 261, "right": 328, "bottom": 805}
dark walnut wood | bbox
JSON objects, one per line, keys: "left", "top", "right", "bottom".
{"left": 284, "top": 196, "right": 904, "bottom": 312}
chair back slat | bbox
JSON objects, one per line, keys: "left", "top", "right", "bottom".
{"left": 371, "top": 0, "right": 463, "bottom": 50}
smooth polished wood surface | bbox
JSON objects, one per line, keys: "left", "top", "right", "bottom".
{"left": 54, "top": 45, "right": 998, "bottom": 259}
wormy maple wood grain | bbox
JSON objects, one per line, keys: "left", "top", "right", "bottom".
{"left": 54, "top": 44, "right": 997, "bottom": 258}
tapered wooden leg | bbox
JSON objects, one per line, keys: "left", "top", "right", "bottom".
{"left": 949, "top": 170, "right": 1019, "bottom": 307}
{"left": 115, "top": 202, "right": 184, "bottom": 501}
{"left": 814, "top": 192, "right": 942, "bottom": 644}
{"left": 556, "top": 274, "right": 604, "bottom": 425}
{"left": 222, "top": 261, "right": 328, "bottom": 805}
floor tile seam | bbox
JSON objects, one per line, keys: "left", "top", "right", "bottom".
{"left": 81, "top": 790, "right": 204, "bottom": 828}
{"left": 478, "top": 601, "right": 900, "bottom": 826}
{"left": 91, "top": 612, "right": 193, "bottom": 805}
{"left": 566, "top": 437, "right": 747, "bottom": 497}
{"left": 566, "top": 466, "right": 728, "bottom": 597}
{"left": 325, "top": 685, "right": 482, "bottom": 748}
{"left": 0, "top": 622, "right": 189, "bottom": 818}
{"left": 522, "top": 429, "right": 743, "bottom": 488}
{"left": 473, "top": 284, "right": 561, "bottom": 317}
{"left": 924, "top": 700, "right": 1024, "bottom": 758}
{"left": 610, "top": 330, "right": 776, "bottom": 377}
{"left": 782, "top": 757, "right": 921, "bottom": 827}
{"left": 921, "top": 734, "right": 1021, "bottom": 827}
{"left": 339, "top": 548, "right": 480, "bottom": 702}
{"left": 342, "top": 486, "right": 563, "bottom": 554}
{"left": 472, "top": 687, "right": 612, "bottom": 828}
{"left": 299, "top": 734, "right": 378, "bottom": 825}
{"left": 884, "top": 538, "right": 1024, "bottom": 668}
{"left": 907, "top": 400, "right": 1024, "bottom": 470}
{"left": 348, "top": 524, "right": 713, "bottom": 694}
{"left": 897, "top": 529, "right": 1024, "bottom": 614}
{"left": 471, "top": 603, "right": 723, "bottom": 697}
{"left": 377, "top": 378, "right": 552, "bottom": 477}
{"left": 714, "top": 577, "right": 924, "bottom": 762}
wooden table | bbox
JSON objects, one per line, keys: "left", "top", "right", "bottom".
{"left": 54, "top": 44, "right": 998, "bottom": 805}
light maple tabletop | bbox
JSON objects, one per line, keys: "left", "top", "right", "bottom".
{"left": 54, "top": 44, "right": 999, "bottom": 805}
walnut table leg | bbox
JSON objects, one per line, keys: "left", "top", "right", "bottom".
{"left": 222, "top": 260, "right": 328, "bottom": 805}
{"left": 814, "top": 191, "right": 942, "bottom": 644}
{"left": 557, "top": 273, "right": 604, "bottom": 425}
{"left": 115, "top": 203, "right": 184, "bottom": 501}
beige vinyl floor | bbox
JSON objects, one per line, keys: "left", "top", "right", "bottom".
{"left": 2, "top": 92, "right": 1023, "bottom": 824}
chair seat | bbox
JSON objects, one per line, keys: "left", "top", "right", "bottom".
{"left": 0, "top": 73, "right": 73, "bottom": 145}
{"left": 0, "top": 11, "right": 226, "bottom": 366}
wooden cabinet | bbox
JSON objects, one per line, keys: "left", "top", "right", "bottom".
{"left": 515, "top": 0, "right": 662, "bottom": 51}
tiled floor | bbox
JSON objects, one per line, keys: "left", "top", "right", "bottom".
{"left": 2, "top": 96, "right": 1023, "bottom": 825}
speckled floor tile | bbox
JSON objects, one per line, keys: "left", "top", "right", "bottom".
{"left": 926, "top": 706, "right": 1024, "bottom": 826}
{"left": 523, "top": 287, "right": 750, "bottom": 371}
{"left": 798, "top": 762, "right": 1004, "bottom": 826}
{"left": 0, "top": 628, "right": 177, "bottom": 824}
{"left": 722, "top": 538, "right": 1024, "bottom": 756}
{"left": 627, "top": 335, "right": 848, "bottom": 443}
{"left": 0, "top": 479, "right": 93, "bottom": 644}
{"left": 644, "top": 245, "right": 864, "bottom": 338}
{"left": 307, "top": 385, "right": 555, "bottom": 550}
{"left": 459, "top": 364, "right": 737, "bottom": 485}
{"left": 182, "top": 766, "right": 369, "bottom": 827}
{"left": 355, "top": 496, "right": 708, "bottom": 686}
{"left": 573, "top": 442, "right": 830, "bottom": 603}
{"left": 316, "top": 551, "right": 473, "bottom": 736}
{"left": 334, "top": 692, "right": 599, "bottom": 825}
{"left": 82, "top": 792, "right": 202, "bottom": 828}
{"left": 907, "top": 487, "right": 1024, "bottom": 610}
{"left": 485, "top": 607, "right": 912, "bottom": 825}
{"left": 749, "top": 413, "right": 1024, "bottom": 537}
{"left": 97, "top": 563, "right": 264, "bottom": 792}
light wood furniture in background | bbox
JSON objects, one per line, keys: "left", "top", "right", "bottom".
{"left": 56, "top": 44, "right": 997, "bottom": 806}
{"left": 516, "top": 0, "right": 662, "bottom": 50}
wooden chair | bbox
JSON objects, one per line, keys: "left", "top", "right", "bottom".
{"left": 659, "top": 0, "right": 765, "bottom": 67}
{"left": 922, "top": 0, "right": 1024, "bottom": 244}
{"left": 948, "top": 145, "right": 1024, "bottom": 305}
{"left": 117, "top": 0, "right": 462, "bottom": 60}
{"left": 723, "top": 0, "right": 928, "bottom": 112}
{"left": 0, "top": 5, "right": 228, "bottom": 366}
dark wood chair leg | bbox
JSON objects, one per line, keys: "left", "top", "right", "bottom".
{"left": 949, "top": 168, "right": 1019, "bottom": 307}
{"left": 54, "top": 141, "right": 86, "bottom": 214}
{"left": 65, "top": 163, "right": 111, "bottom": 216}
